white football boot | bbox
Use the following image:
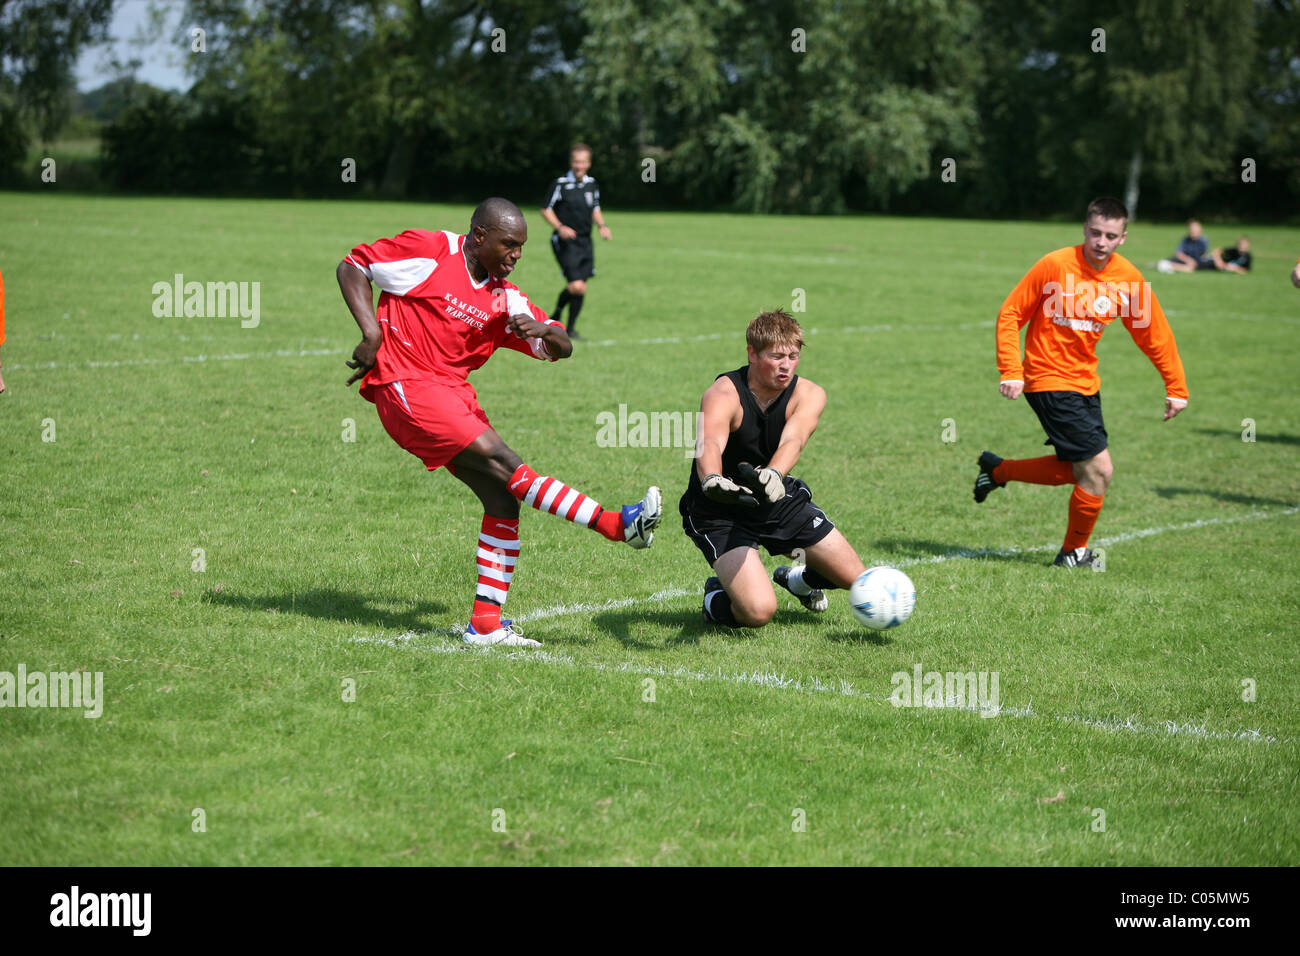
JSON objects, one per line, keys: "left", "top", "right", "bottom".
{"left": 621, "top": 486, "right": 662, "bottom": 549}
{"left": 773, "top": 565, "right": 829, "bottom": 613}
{"left": 462, "top": 619, "right": 541, "bottom": 647}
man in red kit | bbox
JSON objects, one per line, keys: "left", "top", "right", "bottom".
{"left": 338, "top": 198, "right": 661, "bottom": 646}
{"left": 974, "top": 196, "right": 1188, "bottom": 567}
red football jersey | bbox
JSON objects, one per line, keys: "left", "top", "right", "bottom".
{"left": 345, "top": 229, "right": 561, "bottom": 395}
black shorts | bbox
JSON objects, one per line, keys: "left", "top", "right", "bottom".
{"left": 1025, "top": 390, "right": 1108, "bottom": 462}
{"left": 680, "top": 477, "right": 836, "bottom": 567}
{"left": 552, "top": 234, "right": 594, "bottom": 281}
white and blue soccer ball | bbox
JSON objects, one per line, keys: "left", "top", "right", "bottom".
{"left": 849, "top": 566, "right": 916, "bottom": 630}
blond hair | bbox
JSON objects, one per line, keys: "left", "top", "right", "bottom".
{"left": 746, "top": 309, "right": 804, "bottom": 353}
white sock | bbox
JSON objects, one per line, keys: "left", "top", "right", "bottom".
{"left": 786, "top": 566, "right": 813, "bottom": 596}
{"left": 704, "top": 590, "right": 721, "bottom": 619}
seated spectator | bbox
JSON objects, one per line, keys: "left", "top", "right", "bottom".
{"left": 1209, "top": 236, "right": 1252, "bottom": 274}
{"left": 1157, "top": 218, "right": 1211, "bottom": 273}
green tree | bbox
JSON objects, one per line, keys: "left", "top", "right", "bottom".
{"left": 1241, "top": 0, "right": 1300, "bottom": 215}
{"left": 577, "top": 0, "right": 982, "bottom": 213}
{"left": 971, "top": 0, "right": 1256, "bottom": 219}
{"left": 0, "top": 0, "right": 117, "bottom": 180}
{"left": 166, "top": 0, "right": 584, "bottom": 197}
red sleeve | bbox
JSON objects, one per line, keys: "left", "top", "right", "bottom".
{"left": 496, "top": 285, "right": 564, "bottom": 361}
{"left": 345, "top": 229, "right": 448, "bottom": 296}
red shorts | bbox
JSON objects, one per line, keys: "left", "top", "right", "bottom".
{"left": 365, "top": 378, "right": 491, "bottom": 471}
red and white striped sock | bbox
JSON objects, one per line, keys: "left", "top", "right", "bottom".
{"left": 508, "top": 464, "right": 623, "bottom": 541}
{"left": 470, "top": 515, "right": 519, "bottom": 633}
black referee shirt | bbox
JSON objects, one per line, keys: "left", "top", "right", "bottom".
{"left": 544, "top": 171, "right": 601, "bottom": 237}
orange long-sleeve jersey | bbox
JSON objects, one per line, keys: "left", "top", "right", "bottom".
{"left": 996, "top": 246, "right": 1188, "bottom": 401}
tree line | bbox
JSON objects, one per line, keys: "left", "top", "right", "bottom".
{"left": 2, "top": 0, "right": 1297, "bottom": 219}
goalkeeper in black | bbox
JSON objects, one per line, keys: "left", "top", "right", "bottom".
{"left": 541, "top": 143, "right": 612, "bottom": 340}
{"left": 680, "top": 309, "right": 868, "bottom": 628}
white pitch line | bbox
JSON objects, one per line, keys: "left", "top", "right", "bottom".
{"left": 349, "top": 632, "right": 1278, "bottom": 744}
{"left": 9, "top": 322, "right": 997, "bottom": 371}
{"left": 889, "top": 505, "right": 1300, "bottom": 568}
{"left": 11, "top": 299, "right": 1288, "bottom": 374}
{"left": 516, "top": 587, "right": 694, "bottom": 623}
{"left": 15, "top": 304, "right": 1289, "bottom": 371}
{"left": 1096, "top": 507, "right": 1300, "bottom": 542}
{"left": 513, "top": 505, "right": 1300, "bottom": 621}
{"left": 347, "top": 505, "right": 1298, "bottom": 746}
{"left": 1164, "top": 308, "right": 1300, "bottom": 325}
{"left": 581, "top": 321, "right": 995, "bottom": 348}
{"left": 6, "top": 347, "right": 346, "bottom": 373}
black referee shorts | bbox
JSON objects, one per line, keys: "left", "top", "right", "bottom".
{"left": 679, "top": 477, "right": 836, "bottom": 567}
{"left": 1025, "top": 390, "right": 1108, "bottom": 462}
{"left": 552, "top": 234, "right": 595, "bottom": 282}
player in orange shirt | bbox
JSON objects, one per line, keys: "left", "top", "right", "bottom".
{"left": 973, "top": 197, "right": 1188, "bottom": 567}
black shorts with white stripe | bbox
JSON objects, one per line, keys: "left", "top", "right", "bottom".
{"left": 679, "top": 477, "right": 836, "bottom": 567}
{"left": 1025, "top": 389, "right": 1108, "bottom": 462}
{"left": 552, "top": 234, "right": 594, "bottom": 281}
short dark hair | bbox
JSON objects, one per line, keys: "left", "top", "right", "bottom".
{"left": 747, "top": 309, "right": 804, "bottom": 353}
{"left": 470, "top": 197, "right": 524, "bottom": 233}
{"left": 1086, "top": 196, "right": 1129, "bottom": 223}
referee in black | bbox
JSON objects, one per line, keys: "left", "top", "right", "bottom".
{"left": 541, "top": 143, "right": 612, "bottom": 340}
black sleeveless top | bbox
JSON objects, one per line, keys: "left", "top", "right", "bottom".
{"left": 683, "top": 366, "right": 798, "bottom": 517}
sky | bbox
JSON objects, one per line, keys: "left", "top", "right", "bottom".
{"left": 74, "top": 0, "right": 192, "bottom": 92}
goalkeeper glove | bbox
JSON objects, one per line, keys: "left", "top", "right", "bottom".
{"left": 702, "top": 473, "right": 759, "bottom": 509}
{"left": 736, "top": 462, "right": 785, "bottom": 504}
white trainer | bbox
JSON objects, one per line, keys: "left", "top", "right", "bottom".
{"left": 621, "top": 485, "right": 662, "bottom": 549}
{"left": 462, "top": 620, "right": 541, "bottom": 647}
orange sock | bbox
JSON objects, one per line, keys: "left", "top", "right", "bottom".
{"left": 1064, "top": 485, "right": 1104, "bottom": 551}
{"left": 994, "top": 456, "right": 1074, "bottom": 486}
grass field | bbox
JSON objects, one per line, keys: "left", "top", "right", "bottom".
{"left": 1, "top": 193, "right": 1297, "bottom": 865}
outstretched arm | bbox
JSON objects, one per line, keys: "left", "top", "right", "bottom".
{"left": 693, "top": 378, "right": 760, "bottom": 507}
{"left": 695, "top": 379, "right": 738, "bottom": 482}
{"left": 768, "top": 380, "right": 826, "bottom": 477}
{"left": 1124, "top": 285, "right": 1188, "bottom": 420}
{"left": 338, "top": 260, "right": 382, "bottom": 386}
{"left": 995, "top": 260, "right": 1043, "bottom": 399}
